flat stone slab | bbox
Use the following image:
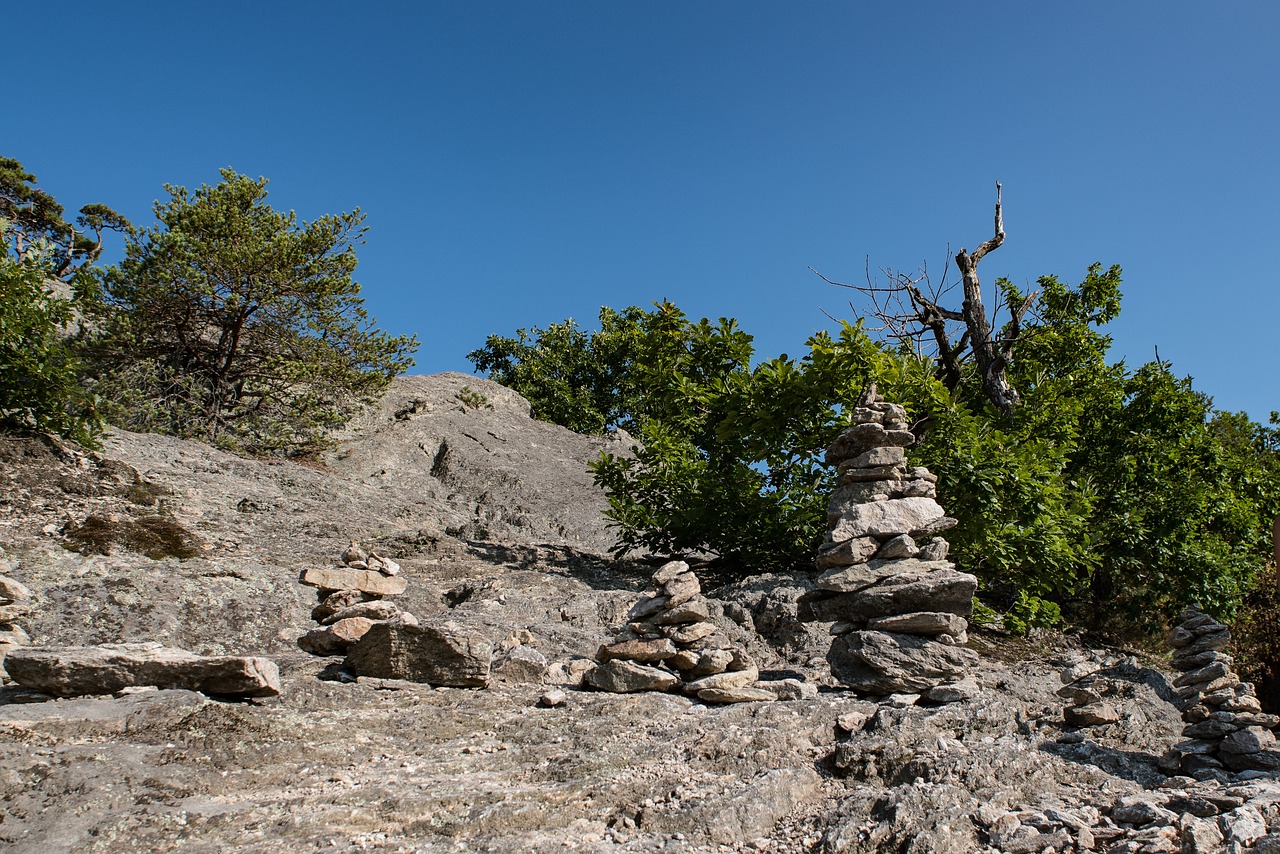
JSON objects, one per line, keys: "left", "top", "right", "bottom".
{"left": 828, "top": 497, "right": 945, "bottom": 540}
{"left": 301, "top": 566, "right": 407, "bottom": 596}
{"left": 4, "top": 642, "right": 282, "bottom": 698}
{"left": 828, "top": 630, "right": 977, "bottom": 694}
{"left": 585, "top": 659, "right": 679, "bottom": 693}
{"left": 815, "top": 559, "right": 953, "bottom": 593}
{"left": 698, "top": 686, "right": 777, "bottom": 704}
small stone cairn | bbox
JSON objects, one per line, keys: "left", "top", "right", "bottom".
{"left": 297, "top": 541, "right": 417, "bottom": 655}
{"left": 806, "top": 384, "right": 979, "bottom": 702}
{"left": 585, "top": 561, "right": 815, "bottom": 704}
{"left": 0, "top": 553, "right": 33, "bottom": 684}
{"left": 1166, "top": 607, "right": 1280, "bottom": 776}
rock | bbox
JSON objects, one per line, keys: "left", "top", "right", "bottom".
{"left": 697, "top": 686, "right": 777, "bottom": 704}
{"left": 827, "top": 497, "right": 945, "bottom": 540}
{"left": 537, "top": 688, "right": 567, "bottom": 708}
{"left": 828, "top": 631, "right": 978, "bottom": 694}
{"left": 627, "top": 595, "right": 670, "bottom": 621}
{"left": 814, "top": 536, "right": 879, "bottom": 569}
{"left": 367, "top": 552, "right": 400, "bottom": 576}
{"left": 660, "top": 574, "right": 700, "bottom": 607}
{"left": 1223, "top": 805, "right": 1268, "bottom": 848}
{"left": 1219, "top": 725, "right": 1276, "bottom": 754}
{"left": 298, "top": 617, "right": 376, "bottom": 655}
{"left": 4, "top": 642, "right": 281, "bottom": 697}
{"left": 806, "top": 568, "right": 978, "bottom": 622}
{"left": 1173, "top": 660, "right": 1230, "bottom": 687}
{"left": 0, "top": 574, "right": 32, "bottom": 602}
{"left": 0, "top": 601, "right": 33, "bottom": 622}
{"left": 682, "top": 649, "right": 733, "bottom": 678}
{"left": 345, "top": 622, "right": 493, "bottom": 687}
{"left": 584, "top": 659, "right": 679, "bottom": 693}
{"left": 341, "top": 541, "right": 368, "bottom": 565}
{"left": 846, "top": 446, "right": 906, "bottom": 469}
{"left": 874, "top": 534, "right": 919, "bottom": 560}
{"left": 300, "top": 566, "right": 407, "bottom": 597}
{"left": 651, "top": 560, "right": 691, "bottom": 585}
{"left": 1065, "top": 702, "right": 1121, "bottom": 727}
{"left": 751, "top": 678, "right": 818, "bottom": 701}
{"left": 312, "top": 589, "right": 376, "bottom": 623}
{"left": 1111, "top": 795, "right": 1176, "bottom": 826}
{"left": 320, "top": 599, "right": 401, "bottom": 625}
{"left": 836, "top": 463, "right": 908, "bottom": 484}
{"left": 0, "top": 624, "right": 31, "bottom": 646}
{"left": 916, "top": 536, "right": 949, "bottom": 561}
{"left": 598, "top": 638, "right": 677, "bottom": 663}
{"left": 924, "top": 678, "right": 980, "bottom": 703}
{"left": 492, "top": 645, "right": 549, "bottom": 684}
{"left": 815, "top": 558, "right": 953, "bottom": 593}
{"left": 866, "top": 611, "right": 967, "bottom": 636}
{"left": 684, "top": 665, "right": 760, "bottom": 693}
{"left": 883, "top": 693, "right": 919, "bottom": 708}
{"left": 652, "top": 598, "right": 711, "bottom": 625}
{"left": 665, "top": 622, "right": 717, "bottom": 645}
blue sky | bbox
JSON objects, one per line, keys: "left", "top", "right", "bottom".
{"left": 6, "top": 3, "right": 1277, "bottom": 421}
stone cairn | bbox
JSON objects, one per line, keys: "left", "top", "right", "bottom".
{"left": 804, "top": 384, "right": 979, "bottom": 702}
{"left": 297, "top": 541, "right": 416, "bottom": 656}
{"left": 1166, "top": 607, "right": 1280, "bottom": 776}
{"left": 584, "top": 561, "right": 815, "bottom": 704}
{"left": 0, "top": 552, "right": 33, "bottom": 684}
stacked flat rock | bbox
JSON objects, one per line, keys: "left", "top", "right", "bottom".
{"left": 0, "top": 556, "right": 33, "bottom": 684}
{"left": 809, "top": 384, "right": 979, "bottom": 702}
{"left": 1166, "top": 607, "right": 1280, "bottom": 776}
{"left": 297, "top": 541, "right": 417, "bottom": 656}
{"left": 585, "top": 561, "right": 816, "bottom": 704}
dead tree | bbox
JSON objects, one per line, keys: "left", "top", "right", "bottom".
{"left": 815, "top": 182, "right": 1035, "bottom": 417}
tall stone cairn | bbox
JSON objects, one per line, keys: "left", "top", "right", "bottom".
{"left": 808, "top": 384, "right": 979, "bottom": 702}
{"left": 0, "top": 552, "right": 34, "bottom": 684}
{"left": 585, "top": 561, "right": 816, "bottom": 704}
{"left": 1166, "top": 607, "right": 1280, "bottom": 776}
{"left": 297, "top": 541, "right": 416, "bottom": 656}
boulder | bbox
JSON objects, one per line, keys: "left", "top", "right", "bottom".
{"left": 806, "top": 568, "right": 977, "bottom": 622}
{"left": 300, "top": 566, "right": 407, "bottom": 597}
{"left": 1065, "top": 702, "right": 1121, "bottom": 727}
{"left": 297, "top": 617, "right": 375, "bottom": 655}
{"left": 345, "top": 622, "right": 493, "bottom": 687}
{"left": 311, "top": 589, "right": 377, "bottom": 623}
{"left": 827, "top": 497, "right": 946, "bottom": 540}
{"left": 492, "top": 645, "right": 549, "bottom": 684}
{"left": 585, "top": 659, "right": 679, "bottom": 693}
{"left": 828, "top": 631, "right": 978, "bottom": 694}
{"left": 4, "top": 642, "right": 281, "bottom": 698}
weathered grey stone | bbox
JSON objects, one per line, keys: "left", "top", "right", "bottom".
{"left": 1173, "top": 659, "right": 1231, "bottom": 687}
{"left": 846, "top": 446, "right": 906, "bottom": 469}
{"left": 828, "top": 497, "right": 945, "bottom": 540}
{"left": 598, "top": 638, "right": 677, "bottom": 663}
{"left": 825, "top": 423, "right": 904, "bottom": 464}
{"left": 0, "top": 574, "right": 32, "bottom": 602}
{"left": 866, "top": 611, "right": 967, "bottom": 636}
{"left": 1219, "top": 725, "right": 1276, "bottom": 755}
{"left": 538, "top": 688, "right": 567, "bottom": 708}
{"left": 321, "top": 599, "right": 401, "bottom": 626}
{"left": 1182, "top": 718, "right": 1240, "bottom": 739}
{"left": 924, "top": 677, "right": 979, "bottom": 703}
{"left": 492, "top": 645, "right": 549, "bottom": 684}
{"left": 1181, "top": 817, "right": 1225, "bottom": 854}
{"left": 815, "top": 536, "right": 879, "bottom": 569}
{"left": 751, "top": 678, "right": 818, "bottom": 701}
{"left": 651, "top": 560, "right": 691, "bottom": 586}
{"left": 300, "top": 566, "right": 407, "bottom": 596}
{"left": 828, "top": 631, "right": 977, "bottom": 694}
{"left": 665, "top": 622, "right": 717, "bottom": 645}
{"left": 0, "top": 601, "right": 33, "bottom": 622}
{"left": 341, "top": 541, "right": 368, "bottom": 565}
{"left": 660, "top": 574, "right": 700, "bottom": 607}
{"left": 684, "top": 665, "right": 760, "bottom": 693}
{"left": 1056, "top": 684, "right": 1102, "bottom": 706}
{"left": 0, "top": 624, "right": 31, "bottom": 646}
{"left": 1220, "top": 750, "right": 1280, "bottom": 772}
{"left": 681, "top": 649, "right": 733, "bottom": 678}
{"left": 697, "top": 686, "right": 777, "bottom": 704}
{"left": 585, "top": 659, "right": 678, "bottom": 693}
{"left": 916, "top": 536, "right": 949, "bottom": 561}
{"left": 627, "top": 595, "right": 670, "bottom": 620}
{"left": 807, "top": 568, "right": 977, "bottom": 621}
{"left": 815, "top": 558, "right": 953, "bottom": 593}
{"left": 836, "top": 463, "right": 908, "bottom": 484}
{"left": 874, "top": 534, "right": 919, "bottom": 560}
{"left": 345, "top": 622, "right": 492, "bottom": 687}
{"left": 298, "top": 617, "right": 375, "bottom": 655}
{"left": 1065, "top": 702, "right": 1120, "bottom": 727}
{"left": 652, "top": 597, "right": 711, "bottom": 625}
{"left": 1170, "top": 649, "right": 1231, "bottom": 672}
{"left": 4, "top": 642, "right": 281, "bottom": 697}
{"left": 312, "top": 589, "right": 376, "bottom": 623}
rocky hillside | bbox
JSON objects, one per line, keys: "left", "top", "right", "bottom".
{"left": 0, "top": 373, "right": 1277, "bottom": 853}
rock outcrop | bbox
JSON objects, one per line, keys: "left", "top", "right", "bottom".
{"left": 1165, "top": 607, "right": 1280, "bottom": 777}
{"left": 805, "top": 385, "right": 978, "bottom": 701}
